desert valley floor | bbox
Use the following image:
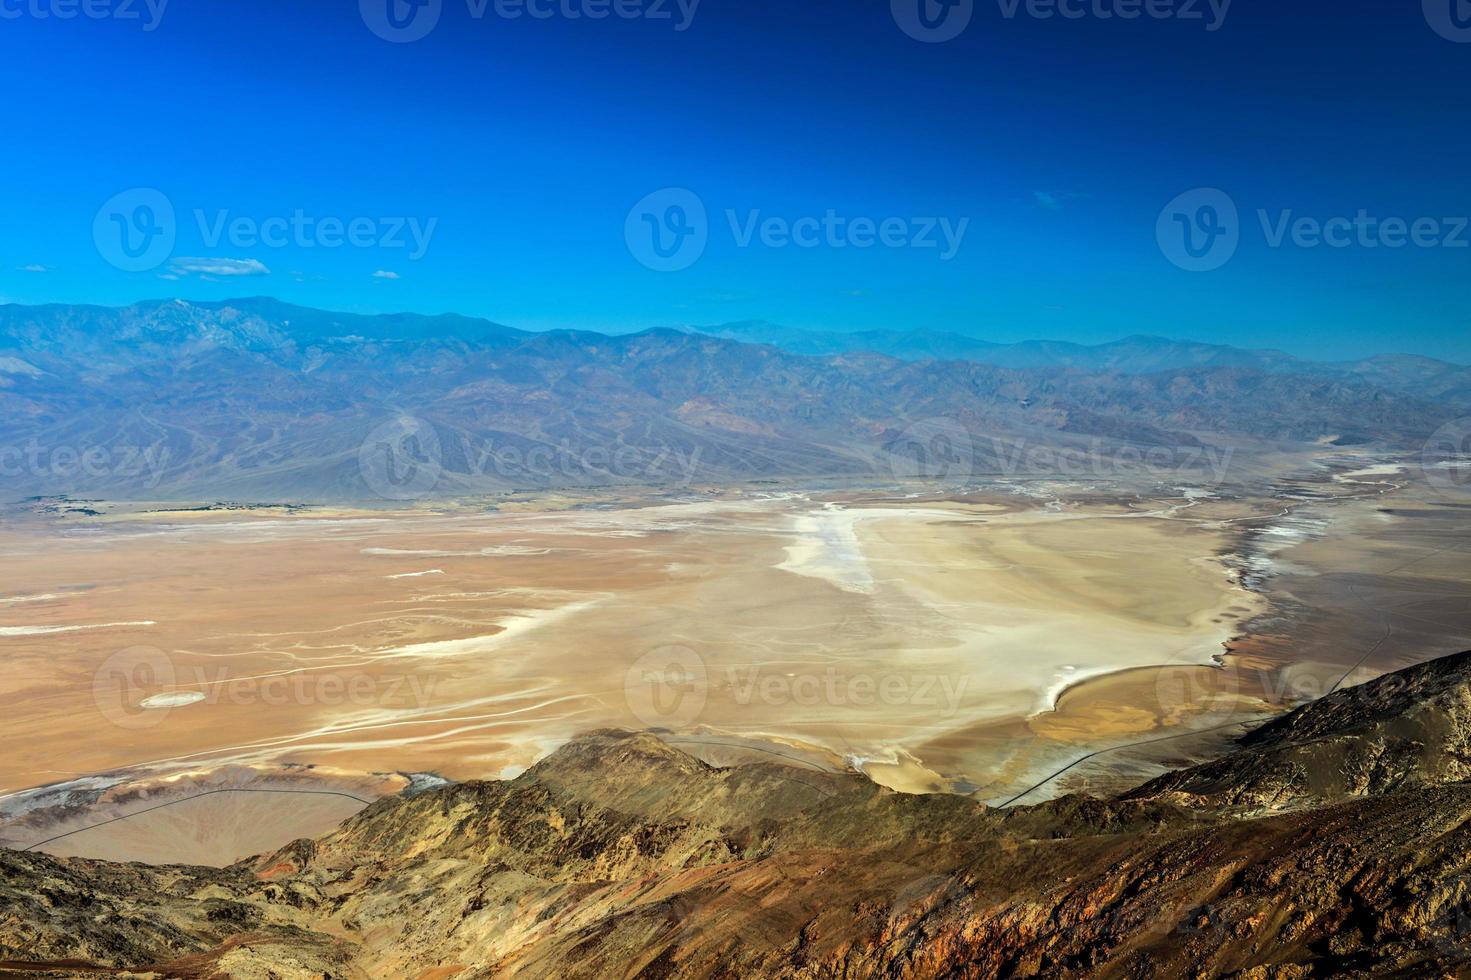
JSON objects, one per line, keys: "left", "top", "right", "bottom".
{"left": 3, "top": 451, "right": 1470, "bottom": 866}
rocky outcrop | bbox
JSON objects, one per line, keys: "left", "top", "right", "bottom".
{"left": 1125, "top": 649, "right": 1471, "bottom": 814}
{"left": 8, "top": 653, "right": 1471, "bottom": 977}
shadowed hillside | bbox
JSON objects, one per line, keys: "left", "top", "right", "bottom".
{"left": 8, "top": 650, "right": 1471, "bottom": 976}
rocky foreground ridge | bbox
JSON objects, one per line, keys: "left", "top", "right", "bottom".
{"left": 8, "top": 653, "right": 1471, "bottom": 978}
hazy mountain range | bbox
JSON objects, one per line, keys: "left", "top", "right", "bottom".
{"left": 0, "top": 298, "right": 1460, "bottom": 501}
{"left": 682, "top": 321, "right": 1471, "bottom": 406}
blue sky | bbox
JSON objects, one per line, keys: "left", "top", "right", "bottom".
{"left": 1, "top": 0, "right": 1468, "bottom": 362}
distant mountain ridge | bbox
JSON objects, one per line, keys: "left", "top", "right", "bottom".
{"left": 0, "top": 298, "right": 1457, "bottom": 500}
{"left": 681, "top": 320, "right": 1471, "bottom": 405}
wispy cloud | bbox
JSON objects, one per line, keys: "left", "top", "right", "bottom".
{"left": 1033, "top": 190, "right": 1089, "bottom": 211}
{"left": 167, "top": 257, "right": 271, "bottom": 278}
{"left": 19, "top": 264, "right": 50, "bottom": 273}
{"left": 372, "top": 270, "right": 401, "bottom": 280}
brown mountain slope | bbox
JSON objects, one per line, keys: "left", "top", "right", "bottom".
{"left": 8, "top": 652, "right": 1471, "bottom": 977}
{"left": 1123, "top": 649, "right": 1471, "bottom": 816}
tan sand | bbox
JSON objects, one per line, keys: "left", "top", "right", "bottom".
{"left": 0, "top": 487, "right": 1264, "bottom": 807}
{"left": 0, "top": 763, "right": 409, "bottom": 865}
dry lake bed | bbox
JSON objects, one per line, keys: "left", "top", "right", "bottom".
{"left": 4, "top": 451, "right": 1469, "bottom": 863}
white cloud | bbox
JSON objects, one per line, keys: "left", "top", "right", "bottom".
{"left": 1033, "top": 190, "right": 1089, "bottom": 211}
{"left": 373, "top": 270, "right": 401, "bottom": 280}
{"left": 0, "top": 356, "right": 42, "bottom": 377}
{"left": 167, "top": 257, "right": 271, "bottom": 278}
{"left": 19, "top": 264, "right": 50, "bottom": 273}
